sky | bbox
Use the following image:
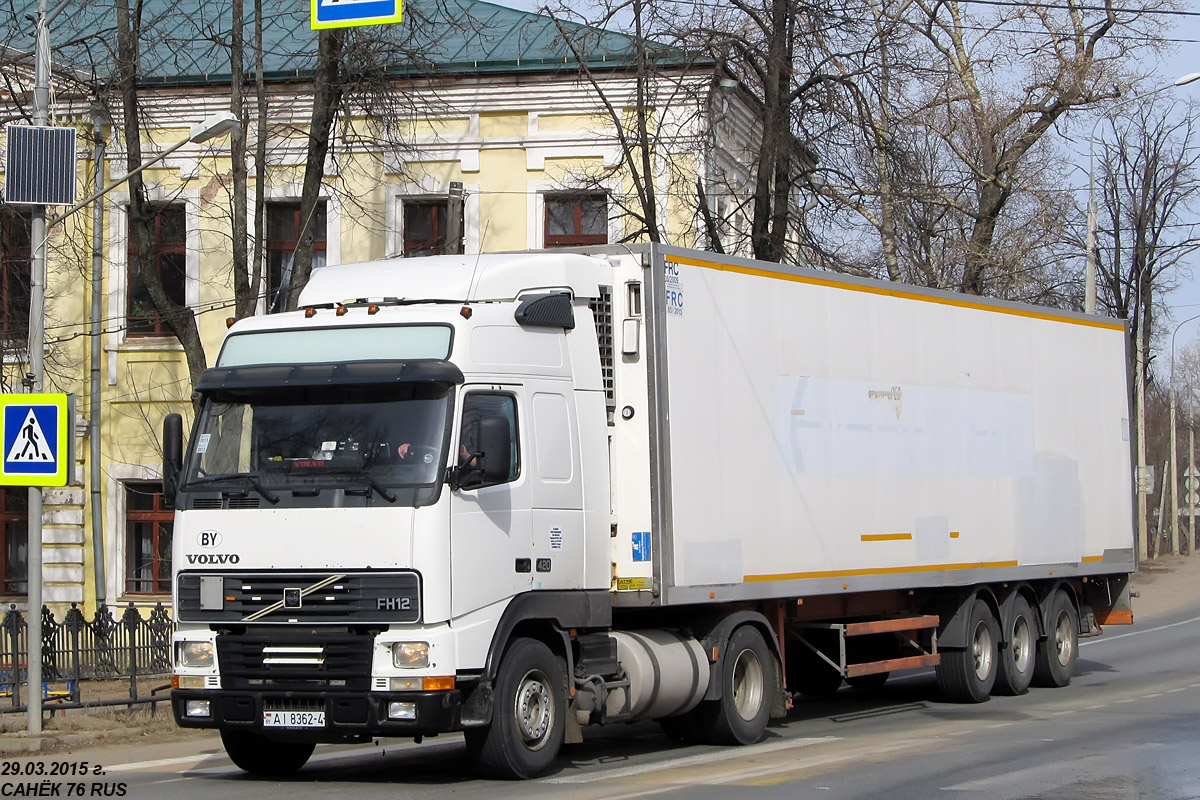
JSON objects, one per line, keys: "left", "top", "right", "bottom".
{"left": 1147, "top": 5, "right": 1200, "bottom": 351}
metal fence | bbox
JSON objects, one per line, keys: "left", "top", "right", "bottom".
{"left": 0, "top": 602, "right": 174, "bottom": 711}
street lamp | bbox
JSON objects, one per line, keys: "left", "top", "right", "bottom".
{"left": 1169, "top": 313, "right": 1200, "bottom": 557}
{"left": 1081, "top": 72, "right": 1200, "bottom": 564}
{"left": 23, "top": 0, "right": 238, "bottom": 734}
{"left": 19, "top": 110, "right": 239, "bottom": 736}
{"left": 1084, "top": 71, "right": 1200, "bottom": 315}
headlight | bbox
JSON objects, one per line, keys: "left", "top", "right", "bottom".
{"left": 391, "top": 642, "right": 429, "bottom": 669}
{"left": 177, "top": 641, "right": 215, "bottom": 668}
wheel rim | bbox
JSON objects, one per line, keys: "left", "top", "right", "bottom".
{"left": 513, "top": 668, "right": 554, "bottom": 750}
{"left": 731, "top": 647, "right": 765, "bottom": 721}
{"left": 971, "top": 620, "right": 994, "bottom": 681}
{"left": 1054, "top": 610, "right": 1075, "bottom": 667}
{"left": 1011, "top": 615, "right": 1033, "bottom": 674}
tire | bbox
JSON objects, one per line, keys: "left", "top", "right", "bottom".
{"left": 1033, "top": 590, "right": 1079, "bottom": 688}
{"left": 465, "top": 637, "right": 566, "bottom": 779}
{"left": 846, "top": 672, "right": 889, "bottom": 690}
{"left": 936, "top": 598, "right": 998, "bottom": 703}
{"left": 692, "top": 625, "right": 775, "bottom": 745}
{"left": 220, "top": 730, "right": 314, "bottom": 776}
{"left": 994, "top": 594, "right": 1036, "bottom": 696}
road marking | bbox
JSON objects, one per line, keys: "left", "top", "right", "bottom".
{"left": 111, "top": 736, "right": 463, "bottom": 773}
{"left": 1166, "top": 688, "right": 1188, "bottom": 694}
{"left": 595, "top": 738, "right": 922, "bottom": 798}
{"left": 1142, "top": 693, "right": 1163, "bottom": 698}
{"left": 545, "top": 737, "right": 836, "bottom": 784}
{"left": 1081, "top": 614, "right": 1200, "bottom": 646}
{"left": 1085, "top": 704, "right": 1108, "bottom": 709}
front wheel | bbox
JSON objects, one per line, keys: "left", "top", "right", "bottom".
{"left": 220, "top": 730, "right": 314, "bottom": 776}
{"left": 466, "top": 637, "right": 566, "bottom": 779}
{"left": 693, "top": 625, "right": 775, "bottom": 745}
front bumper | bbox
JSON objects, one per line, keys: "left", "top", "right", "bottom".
{"left": 172, "top": 688, "right": 463, "bottom": 740}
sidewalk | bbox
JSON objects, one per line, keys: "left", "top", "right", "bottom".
{"left": 0, "top": 557, "right": 1195, "bottom": 757}
{"left": 1127, "top": 552, "right": 1200, "bottom": 619}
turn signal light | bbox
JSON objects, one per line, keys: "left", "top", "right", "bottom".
{"left": 422, "top": 676, "right": 455, "bottom": 691}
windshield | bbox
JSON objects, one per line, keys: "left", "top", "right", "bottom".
{"left": 181, "top": 382, "right": 452, "bottom": 507}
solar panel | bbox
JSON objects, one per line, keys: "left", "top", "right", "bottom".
{"left": 4, "top": 125, "right": 77, "bottom": 206}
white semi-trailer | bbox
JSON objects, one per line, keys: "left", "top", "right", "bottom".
{"left": 167, "top": 244, "right": 1135, "bottom": 779}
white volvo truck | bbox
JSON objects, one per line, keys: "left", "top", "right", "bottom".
{"left": 167, "top": 244, "right": 1135, "bottom": 779}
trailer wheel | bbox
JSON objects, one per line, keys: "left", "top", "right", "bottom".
{"left": 694, "top": 625, "right": 774, "bottom": 745}
{"left": 936, "top": 598, "right": 998, "bottom": 703}
{"left": 994, "top": 594, "right": 1036, "bottom": 696}
{"left": 1033, "top": 590, "right": 1078, "bottom": 688}
{"left": 465, "top": 637, "right": 566, "bottom": 779}
{"left": 220, "top": 730, "right": 314, "bottom": 775}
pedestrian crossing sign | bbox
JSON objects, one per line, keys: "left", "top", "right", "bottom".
{"left": 0, "top": 394, "right": 70, "bottom": 486}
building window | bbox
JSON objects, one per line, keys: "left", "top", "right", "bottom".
{"left": 544, "top": 194, "right": 607, "bottom": 247}
{"left": 266, "top": 202, "right": 326, "bottom": 314}
{"left": 0, "top": 490, "right": 27, "bottom": 595}
{"left": 0, "top": 210, "right": 30, "bottom": 344}
{"left": 127, "top": 205, "right": 186, "bottom": 337}
{"left": 403, "top": 200, "right": 454, "bottom": 257}
{"left": 125, "top": 482, "right": 172, "bottom": 595}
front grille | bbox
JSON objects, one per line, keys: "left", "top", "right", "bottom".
{"left": 217, "top": 631, "right": 373, "bottom": 691}
{"left": 177, "top": 570, "right": 421, "bottom": 624}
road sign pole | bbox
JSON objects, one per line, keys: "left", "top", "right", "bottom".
{"left": 1191, "top": 427, "right": 1196, "bottom": 554}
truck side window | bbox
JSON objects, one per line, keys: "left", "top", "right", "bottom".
{"left": 460, "top": 393, "right": 519, "bottom": 484}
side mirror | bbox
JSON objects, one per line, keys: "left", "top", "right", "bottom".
{"left": 162, "top": 413, "right": 184, "bottom": 508}
{"left": 478, "top": 416, "right": 512, "bottom": 484}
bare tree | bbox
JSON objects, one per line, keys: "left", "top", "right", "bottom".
{"left": 1094, "top": 100, "right": 1200, "bottom": 385}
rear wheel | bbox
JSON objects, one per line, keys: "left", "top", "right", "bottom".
{"left": 994, "top": 594, "right": 1036, "bottom": 696}
{"left": 220, "top": 730, "right": 314, "bottom": 776}
{"left": 693, "top": 625, "right": 775, "bottom": 745}
{"left": 936, "top": 598, "right": 998, "bottom": 703}
{"left": 1033, "top": 590, "right": 1078, "bottom": 688}
{"left": 466, "top": 638, "right": 566, "bottom": 779}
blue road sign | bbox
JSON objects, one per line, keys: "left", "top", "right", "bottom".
{"left": 0, "top": 394, "right": 69, "bottom": 486}
{"left": 311, "top": 0, "right": 402, "bottom": 30}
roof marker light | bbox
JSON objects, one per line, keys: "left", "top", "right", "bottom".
{"left": 368, "top": 304, "right": 379, "bottom": 315}
{"left": 460, "top": 306, "right": 472, "bottom": 320}
{"left": 336, "top": 305, "right": 347, "bottom": 317}
{"left": 305, "top": 308, "right": 317, "bottom": 318}
{"left": 225, "top": 317, "right": 236, "bottom": 329}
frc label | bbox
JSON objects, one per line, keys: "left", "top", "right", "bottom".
{"left": 664, "top": 262, "right": 684, "bottom": 316}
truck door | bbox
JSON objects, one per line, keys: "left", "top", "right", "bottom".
{"left": 449, "top": 386, "right": 533, "bottom": 618}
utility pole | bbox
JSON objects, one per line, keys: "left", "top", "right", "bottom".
{"left": 26, "top": 0, "right": 54, "bottom": 736}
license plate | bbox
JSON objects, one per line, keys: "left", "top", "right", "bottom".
{"left": 263, "top": 710, "right": 325, "bottom": 728}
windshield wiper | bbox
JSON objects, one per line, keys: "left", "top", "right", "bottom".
{"left": 322, "top": 469, "right": 398, "bottom": 503}
{"left": 183, "top": 473, "right": 280, "bottom": 505}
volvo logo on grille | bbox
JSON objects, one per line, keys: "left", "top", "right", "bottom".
{"left": 283, "top": 588, "right": 302, "bottom": 609}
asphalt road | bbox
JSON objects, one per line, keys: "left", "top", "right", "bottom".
{"left": 11, "top": 600, "right": 1200, "bottom": 800}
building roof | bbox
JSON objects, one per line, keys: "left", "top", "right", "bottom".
{"left": 4, "top": 0, "right": 691, "bottom": 87}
